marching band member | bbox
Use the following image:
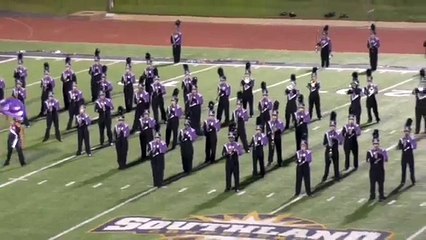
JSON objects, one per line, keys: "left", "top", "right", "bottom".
{"left": 165, "top": 89, "right": 183, "bottom": 149}
{"left": 412, "top": 69, "right": 426, "bottom": 134}
{"left": 131, "top": 83, "right": 150, "bottom": 134}
{"left": 364, "top": 69, "right": 380, "bottom": 123}
{"left": 39, "top": 62, "right": 55, "bottom": 117}
{"left": 366, "top": 130, "right": 388, "bottom": 201}
{"left": 170, "top": 19, "right": 182, "bottom": 64}
{"left": 121, "top": 57, "right": 135, "bottom": 112}
{"left": 315, "top": 25, "right": 332, "bottom": 68}
{"left": 241, "top": 62, "right": 254, "bottom": 117}
{"left": 0, "top": 78, "right": 5, "bottom": 101}
{"left": 294, "top": 95, "right": 310, "bottom": 151}
{"left": 12, "top": 80, "right": 29, "bottom": 127}
{"left": 186, "top": 84, "right": 204, "bottom": 135}
{"left": 179, "top": 119, "right": 197, "bottom": 174}
{"left": 222, "top": 132, "right": 245, "bottom": 192}
{"left": 181, "top": 64, "right": 193, "bottom": 115}
{"left": 397, "top": 118, "right": 416, "bottom": 185}
{"left": 151, "top": 76, "right": 167, "bottom": 124}
{"left": 342, "top": 113, "right": 361, "bottom": 170}
{"left": 61, "top": 56, "right": 77, "bottom": 110}
{"left": 139, "top": 53, "right": 157, "bottom": 94}
{"left": 322, "top": 111, "right": 343, "bottom": 182}
{"left": 13, "top": 52, "right": 28, "bottom": 88}
{"left": 266, "top": 102, "right": 285, "bottom": 166}
{"left": 295, "top": 139, "right": 312, "bottom": 197}
{"left": 139, "top": 110, "right": 157, "bottom": 160}
{"left": 367, "top": 24, "right": 381, "bottom": 71}
{"left": 114, "top": 109, "right": 130, "bottom": 170}
{"left": 3, "top": 118, "right": 26, "bottom": 167}
{"left": 216, "top": 67, "right": 231, "bottom": 124}
{"left": 148, "top": 132, "right": 168, "bottom": 188}
{"left": 347, "top": 72, "right": 363, "bottom": 125}
{"left": 250, "top": 121, "right": 268, "bottom": 178}
{"left": 203, "top": 102, "right": 221, "bottom": 163}
{"left": 76, "top": 105, "right": 92, "bottom": 157}
{"left": 258, "top": 81, "right": 272, "bottom": 132}
{"left": 285, "top": 74, "right": 299, "bottom": 129}
{"left": 99, "top": 66, "right": 113, "bottom": 99}
{"left": 66, "top": 82, "right": 84, "bottom": 130}
{"left": 307, "top": 67, "right": 322, "bottom": 120}
{"left": 88, "top": 48, "right": 102, "bottom": 102}
{"left": 43, "top": 92, "right": 61, "bottom": 142}
{"left": 95, "top": 91, "right": 114, "bottom": 146}
{"left": 231, "top": 92, "right": 250, "bottom": 152}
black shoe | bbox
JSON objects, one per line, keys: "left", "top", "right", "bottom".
{"left": 411, "top": 181, "right": 416, "bottom": 186}
{"left": 277, "top": 162, "right": 282, "bottom": 167}
{"left": 224, "top": 188, "right": 231, "bottom": 192}
{"left": 369, "top": 196, "right": 375, "bottom": 201}
{"left": 76, "top": 152, "right": 81, "bottom": 156}
{"left": 21, "top": 163, "right": 26, "bottom": 167}
{"left": 3, "top": 162, "right": 9, "bottom": 167}
{"left": 376, "top": 118, "right": 381, "bottom": 123}
{"left": 42, "top": 138, "right": 49, "bottom": 142}
{"left": 367, "top": 119, "right": 372, "bottom": 123}
{"left": 400, "top": 181, "right": 405, "bottom": 186}
{"left": 235, "top": 189, "right": 240, "bottom": 193}
{"left": 321, "top": 177, "right": 327, "bottom": 182}
{"left": 379, "top": 196, "right": 386, "bottom": 202}
{"left": 267, "top": 162, "right": 272, "bottom": 167}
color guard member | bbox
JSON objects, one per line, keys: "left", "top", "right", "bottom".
{"left": 3, "top": 118, "right": 26, "bottom": 167}
{"left": 315, "top": 25, "right": 332, "bottom": 68}
{"left": 170, "top": 19, "right": 182, "bottom": 63}
{"left": 367, "top": 24, "right": 380, "bottom": 71}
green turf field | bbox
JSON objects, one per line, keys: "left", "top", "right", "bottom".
{"left": 0, "top": 41, "right": 425, "bottom": 240}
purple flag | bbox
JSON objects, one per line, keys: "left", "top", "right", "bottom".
{"left": 0, "top": 98, "right": 26, "bottom": 119}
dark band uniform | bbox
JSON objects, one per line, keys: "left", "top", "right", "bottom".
{"left": 316, "top": 25, "right": 332, "bottom": 68}
{"left": 114, "top": 116, "right": 130, "bottom": 170}
{"left": 61, "top": 58, "right": 77, "bottom": 110}
{"left": 241, "top": 62, "right": 254, "bottom": 117}
{"left": 397, "top": 118, "right": 416, "bottom": 185}
{"left": 139, "top": 112, "right": 156, "bottom": 160}
{"left": 322, "top": 111, "right": 343, "bottom": 182}
{"left": 43, "top": 93, "right": 61, "bottom": 142}
{"left": 89, "top": 49, "right": 102, "bottom": 102}
{"left": 4, "top": 120, "right": 26, "bottom": 167}
{"left": 367, "top": 24, "right": 380, "bottom": 71}
{"left": 76, "top": 110, "right": 92, "bottom": 156}
{"left": 347, "top": 74, "right": 363, "bottom": 125}
{"left": 165, "top": 96, "right": 183, "bottom": 149}
{"left": 266, "top": 111, "right": 285, "bottom": 166}
{"left": 341, "top": 116, "right": 361, "bottom": 170}
{"left": 217, "top": 68, "right": 231, "bottom": 124}
{"left": 222, "top": 133, "right": 245, "bottom": 192}
{"left": 179, "top": 122, "right": 198, "bottom": 173}
{"left": 364, "top": 69, "right": 380, "bottom": 123}
{"left": 295, "top": 141, "right": 312, "bottom": 196}
{"left": 131, "top": 85, "right": 151, "bottom": 133}
{"left": 285, "top": 75, "right": 299, "bottom": 129}
{"left": 307, "top": 68, "right": 322, "bottom": 120}
{"left": 294, "top": 101, "right": 310, "bottom": 151}
{"left": 203, "top": 110, "right": 221, "bottom": 163}
{"left": 151, "top": 78, "right": 167, "bottom": 123}
{"left": 181, "top": 65, "right": 193, "bottom": 115}
{"left": 250, "top": 126, "right": 268, "bottom": 177}
{"left": 186, "top": 88, "right": 204, "bottom": 135}
{"left": 95, "top": 94, "right": 114, "bottom": 145}
{"left": 0, "top": 79, "right": 5, "bottom": 100}
{"left": 171, "top": 20, "right": 182, "bottom": 63}
{"left": 99, "top": 76, "right": 113, "bottom": 99}
{"left": 14, "top": 53, "right": 28, "bottom": 88}
{"left": 232, "top": 101, "right": 250, "bottom": 152}
{"left": 66, "top": 85, "right": 84, "bottom": 130}
{"left": 366, "top": 130, "right": 388, "bottom": 201}
{"left": 121, "top": 57, "right": 135, "bottom": 112}
{"left": 258, "top": 83, "right": 272, "bottom": 132}
{"left": 39, "top": 63, "right": 55, "bottom": 116}
{"left": 12, "top": 83, "right": 29, "bottom": 127}
{"left": 148, "top": 134, "right": 168, "bottom": 187}
{"left": 139, "top": 53, "right": 157, "bottom": 94}
{"left": 412, "top": 69, "right": 426, "bottom": 134}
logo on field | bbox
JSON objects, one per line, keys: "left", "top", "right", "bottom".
{"left": 92, "top": 212, "right": 393, "bottom": 239}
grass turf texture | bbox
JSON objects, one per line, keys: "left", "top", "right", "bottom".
{"left": 0, "top": 42, "right": 425, "bottom": 240}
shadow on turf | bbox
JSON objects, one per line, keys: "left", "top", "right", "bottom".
{"left": 342, "top": 201, "right": 378, "bottom": 225}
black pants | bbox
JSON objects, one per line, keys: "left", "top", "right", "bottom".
{"left": 0, "top": 89, "right": 4, "bottom": 101}
{"left": 369, "top": 168, "right": 385, "bottom": 198}
{"left": 295, "top": 127, "right": 308, "bottom": 151}
{"left": 172, "top": 45, "right": 181, "bottom": 63}
{"left": 344, "top": 142, "right": 358, "bottom": 169}
{"left": 77, "top": 126, "right": 91, "bottom": 155}
{"left": 367, "top": 98, "right": 380, "bottom": 122}
{"left": 225, "top": 156, "right": 240, "bottom": 190}
{"left": 242, "top": 94, "right": 254, "bottom": 116}
{"left": 131, "top": 104, "right": 144, "bottom": 132}
{"left": 152, "top": 96, "right": 166, "bottom": 123}
{"left": 236, "top": 126, "right": 249, "bottom": 151}
{"left": 91, "top": 80, "right": 99, "bottom": 102}
{"left": 401, "top": 155, "right": 415, "bottom": 184}
{"left": 259, "top": 112, "right": 270, "bottom": 132}
{"left": 67, "top": 102, "right": 81, "bottom": 129}
{"left": 165, "top": 118, "right": 179, "bottom": 149}
{"left": 252, "top": 148, "right": 265, "bottom": 176}
{"left": 217, "top": 97, "right": 230, "bottom": 123}
{"left": 205, "top": 134, "right": 217, "bottom": 163}
{"left": 349, "top": 106, "right": 361, "bottom": 125}
{"left": 268, "top": 136, "right": 282, "bottom": 165}
{"left": 321, "top": 48, "right": 330, "bottom": 68}
{"left": 5, "top": 140, "right": 25, "bottom": 166}
{"left": 115, "top": 138, "right": 128, "bottom": 169}
{"left": 295, "top": 164, "right": 311, "bottom": 195}
{"left": 140, "top": 131, "right": 153, "bottom": 160}
{"left": 40, "top": 90, "right": 49, "bottom": 116}
{"left": 44, "top": 112, "right": 61, "bottom": 141}
{"left": 124, "top": 85, "right": 134, "bottom": 112}
{"left": 98, "top": 117, "right": 112, "bottom": 145}
{"left": 151, "top": 154, "right": 165, "bottom": 187}
{"left": 309, "top": 94, "right": 321, "bottom": 119}
{"left": 62, "top": 85, "right": 71, "bottom": 110}
{"left": 189, "top": 105, "right": 202, "bottom": 135}
{"left": 369, "top": 49, "right": 378, "bottom": 71}
{"left": 414, "top": 107, "right": 426, "bottom": 134}
{"left": 180, "top": 141, "right": 194, "bottom": 173}
{"left": 323, "top": 149, "right": 340, "bottom": 181}
{"left": 285, "top": 107, "right": 296, "bottom": 129}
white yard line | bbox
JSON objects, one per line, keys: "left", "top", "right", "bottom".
{"left": 37, "top": 180, "right": 47, "bottom": 185}
{"left": 390, "top": 130, "right": 396, "bottom": 134}
{"left": 237, "top": 190, "right": 246, "bottom": 196}
{"left": 312, "top": 126, "right": 320, "bottom": 131}
{"left": 419, "top": 202, "right": 426, "bottom": 207}
{"left": 65, "top": 181, "right": 75, "bottom": 187}
{"left": 92, "top": 183, "right": 102, "bottom": 188}
{"left": 48, "top": 187, "right": 157, "bottom": 240}
{"left": 0, "top": 58, "right": 15, "bottom": 64}
{"left": 388, "top": 200, "right": 396, "bottom": 205}
{"left": 178, "top": 187, "right": 188, "bottom": 193}
{"left": 363, "top": 129, "right": 371, "bottom": 133}
{"left": 120, "top": 185, "right": 130, "bottom": 190}
{"left": 8, "top": 177, "right": 27, "bottom": 181}
{"left": 270, "top": 194, "right": 306, "bottom": 214}
{"left": 327, "top": 196, "right": 335, "bottom": 202}
{"left": 207, "top": 189, "right": 217, "bottom": 194}
{"left": 407, "top": 226, "right": 426, "bottom": 240}
{"left": 266, "top": 192, "right": 275, "bottom": 198}
{"left": 358, "top": 198, "right": 366, "bottom": 203}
